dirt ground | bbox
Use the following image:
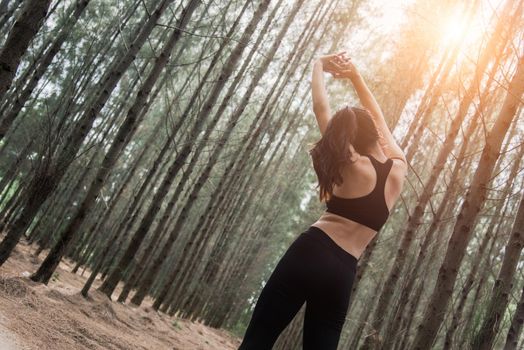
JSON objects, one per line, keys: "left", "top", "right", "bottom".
{"left": 0, "top": 240, "right": 242, "bottom": 350}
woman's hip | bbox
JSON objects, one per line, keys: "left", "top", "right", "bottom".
{"left": 297, "top": 226, "right": 358, "bottom": 270}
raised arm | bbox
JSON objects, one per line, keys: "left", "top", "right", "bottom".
{"left": 311, "top": 59, "right": 331, "bottom": 136}
{"left": 311, "top": 53, "right": 347, "bottom": 135}
{"left": 332, "top": 57, "right": 407, "bottom": 165}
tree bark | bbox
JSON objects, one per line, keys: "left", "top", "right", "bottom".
{"left": 362, "top": 2, "right": 518, "bottom": 347}
{"left": 98, "top": 0, "right": 268, "bottom": 298}
{"left": 471, "top": 190, "right": 524, "bottom": 348}
{"left": 504, "top": 281, "right": 524, "bottom": 349}
{"left": 0, "top": 0, "right": 91, "bottom": 140}
{"left": 409, "top": 54, "right": 524, "bottom": 350}
{"left": 0, "top": 0, "right": 173, "bottom": 266}
{"left": 29, "top": 0, "right": 200, "bottom": 285}
{"left": 0, "top": 0, "right": 51, "bottom": 101}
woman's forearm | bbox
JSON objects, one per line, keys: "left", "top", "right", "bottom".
{"left": 349, "top": 74, "right": 386, "bottom": 128}
{"left": 350, "top": 73, "right": 406, "bottom": 159}
{"left": 312, "top": 60, "right": 330, "bottom": 111}
{"left": 311, "top": 59, "right": 331, "bottom": 134}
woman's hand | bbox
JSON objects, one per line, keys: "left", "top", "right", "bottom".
{"left": 329, "top": 57, "right": 360, "bottom": 80}
{"left": 316, "top": 52, "right": 347, "bottom": 74}
{"left": 316, "top": 52, "right": 360, "bottom": 80}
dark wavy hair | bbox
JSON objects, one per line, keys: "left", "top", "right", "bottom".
{"left": 308, "top": 106, "right": 381, "bottom": 202}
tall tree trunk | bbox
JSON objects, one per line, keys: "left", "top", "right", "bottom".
{"left": 442, "top": 127, "right": 522, "bottom": 349}
{"left": 129, "top": 0, "right": 302, "bottom": 307}
{"left": 29, "top": 0, "right": 200, "bottom": 285}
{"left": 471, "top": 192, "right": 524, "bottom": 347}
{"left": 98, "top": 0, "right": 270, "bottom": 299}
{"left": 504, "top": 281, "right": 524, "bottom": 350}
{"left": 385, "top": 47, "right": 508, "bottom": 349}
{"left": 362, "top": 2, "right": 518, "bottom": 346}
{"left": 0, "top": 0, "right": 173, "bottom": 266}
{"left": 0, "top": 0, "right": 91, "bottom": 140}
{"left": 409, "top": 54, "right": 524, "bottom": 350}
{"left": 0, "top": 0, "right": 51, "bottom": 101}
{"left": 91, "top": 1, "right": 252, "bottom": 296}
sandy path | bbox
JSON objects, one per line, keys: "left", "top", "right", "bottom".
{"left": 0, "top": 240, "right": 242, "bottom": 350}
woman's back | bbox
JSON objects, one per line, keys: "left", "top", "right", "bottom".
{"left": 312, "top": 151, "right": 405, "bottom": 259}
{"left": 333, "top": 152, "right": 404, "bottom": 214}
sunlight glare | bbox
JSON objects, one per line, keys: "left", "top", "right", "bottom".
{"left": 439, "top": 8, "right": 469, "bottom": 45}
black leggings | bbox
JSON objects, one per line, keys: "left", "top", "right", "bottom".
{"left": 238, "top": 225, "right": 358, "bottom": 350}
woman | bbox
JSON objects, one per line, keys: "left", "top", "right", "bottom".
{"left": 238, "top": 52, "right": 408, "bottom": 349}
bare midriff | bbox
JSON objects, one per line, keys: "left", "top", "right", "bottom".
{"left": 311, "top": 212, "right": 378, "bottom": 260}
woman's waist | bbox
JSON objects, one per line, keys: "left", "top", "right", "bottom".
{"left": 310, "top": 213, "right": 377, "bottom": 259}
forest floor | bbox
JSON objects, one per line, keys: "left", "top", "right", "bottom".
{"left": 0, "top": 239, "right": 242, "bottom": 350}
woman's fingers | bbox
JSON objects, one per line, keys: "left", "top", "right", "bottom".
{"left": 322, "top": 61, "right": 337, "bottom": 73}
{"left": 321, "top": 53, "right": 354, "bottom": 78}
{"left": 319, "top": 51, "right": 350, "bottom": 66}
{"left": 341, "top": 53, "right": 350, "bottom": 60}
{"left": 328, "top": 60, "right": 341, "bottom": 69}
{"left": 328, "top": 59, "right": 351, "bottom": 72}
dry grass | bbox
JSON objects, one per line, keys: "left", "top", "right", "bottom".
{"left": 0, "top": 240, "right": 241, "bottom": 350}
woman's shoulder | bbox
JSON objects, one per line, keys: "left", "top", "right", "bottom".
{"left": 341, "top": 151, "right": 374, "bottom": 176}
{"left": 387, "top": 158, "right": 408, "bottom": 197}
{"left": 389, "top": 157, "right": 408, "bottom": 179}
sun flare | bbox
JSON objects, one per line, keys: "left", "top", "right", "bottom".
{"left": 439, "top": 9, "right": 470, "bottom": 45}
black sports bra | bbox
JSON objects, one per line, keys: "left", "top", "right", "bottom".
{"left": 325, "top": 154, "right": 393, "bottom": 231}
